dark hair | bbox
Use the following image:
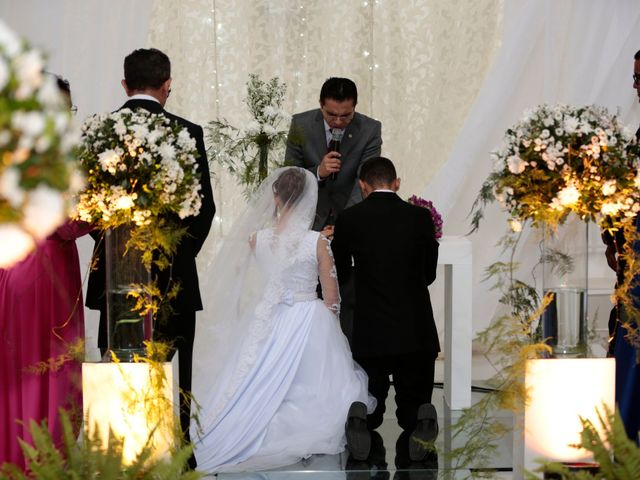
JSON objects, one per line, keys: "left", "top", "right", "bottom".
{"left": 273, "top": 168, "right": 306, "bottom": 205}
{"left": 123, "top": 48, "right": 171, "bottom": 90}
{"left": 359, "top": 157, "right": 397, "bottom": 186}
{"left": 635, "top": 49, "right": 640, "bottom": 60}
{"left": 319, "top": 77, "right": 358, "bottom": 105}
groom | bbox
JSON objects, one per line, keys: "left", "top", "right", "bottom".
{"left": 85, "top": 48, "right": 216, "bottom": 463}
{"left": 331, "top": 156, "right": 440, "bottom": 463}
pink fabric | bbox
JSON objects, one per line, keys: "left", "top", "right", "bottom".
{"left": 0, "top": 220, "right": 91, "bottom": 470}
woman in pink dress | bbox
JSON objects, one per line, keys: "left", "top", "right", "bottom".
{"left": 0, "top": 75, "right": 91, "bottom": 470}
{"left": 0, "top": 220, "right": 91, "bottom": 469}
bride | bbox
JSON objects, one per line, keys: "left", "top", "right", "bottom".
{"left": 191, "top": 166, "right": 375, "bottom": 472}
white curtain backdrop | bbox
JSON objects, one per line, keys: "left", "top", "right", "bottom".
{"left": 2, "top": 0, "right": 640, "bottom": 353}
{"left": 423, "top": 0, "right": 640, "bottom": 339}
{"left": 147, "top": 0, "right": 503, "bottom": 249}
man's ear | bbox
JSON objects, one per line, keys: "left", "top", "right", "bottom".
{"left": 358, "top": 179, "right": 369, "bottom": 198}
{"left": 121, "top": 79, "right": 131, "bottom": 96}
{"left": 393, "top": 178, "right": 401, "bottom": 192}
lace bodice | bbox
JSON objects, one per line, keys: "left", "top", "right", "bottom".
{"left": 255, "top": 229, "right": 340, "bottom": 314}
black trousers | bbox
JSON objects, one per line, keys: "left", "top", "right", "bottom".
{"left": 355, "top": 352, "right": 437, "bottom": 432}
{"left": 98, "top": 309, "right": 196, "bottom": 444}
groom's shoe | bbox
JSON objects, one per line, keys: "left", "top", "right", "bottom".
{"left": 345, "top": 401, "right": 371, "bottom": 461}
{"left": 409, "top": 403, "right": 438, "bottom": 462}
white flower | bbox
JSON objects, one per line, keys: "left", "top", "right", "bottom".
{"left": 12, "top": 111, "right": 46, "bottom": 138}
{"left": 0, "top": 167, "right": 25, "bottom": 207}
{"left": 509, "top": 219, "right": 523, "bottom": 232}
{"left": 114, "top": 119, "right": 127, "bottom": 137}
{"left": 22, "top": 184, "right": 65, "bottom": 239}
{"left": 263, "top": 124, "right": 277, "bottom": 137}
{"left": 98, "top": 149, "right": 121, "bottom": 174}
{"left": 263, "top": 105, "right": 278, "bottom": 119}
{"left": 13, "top": 49, "right": 44, "bottom": 99}
{"left": 507, "top": 155, "right": 526, "bottom": 174}
{"left": 114, "top": 194, "right": 136, "bottom": 210}
{"left": 245, "top": 121, "right": 261, "bottom": 136}
{"left": 557, "top": 184, "right": 580, "bottom": 207}
{"left": 37, "top": 75, "right": 64, "bottom": 108}
{"left": 0, "top": 223, "right": 35, "bottom": 268}
{"left": 563, "top": 116, "right": 579, "bottom": 134}
{"left": 158, "top": 142, "right": 176, "bottom": 161}
{"left": 601, "top": 180, "right": 617, "bottom": 196}
{"left": 601, "top": 202, "right": 622, "bottom": 216}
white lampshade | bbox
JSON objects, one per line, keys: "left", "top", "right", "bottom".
{"left": 519, "top": 358, "right": 615, "bottom": 473}
{"left": 82, "top": 361, "right": 179, "bottom": 465}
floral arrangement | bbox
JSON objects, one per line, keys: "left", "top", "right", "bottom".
{"left": 0, "top": 20, "right": 81, "bottom": 268}
{"left": 408, "top": 195, "right": 443, "bottom": 239}
{"left": 471, "top": 104, "right": 640, "bottom": 233}
{"left": 207, "top": 74, "right": 289, "bottom": 193}
{"left": 75, "top": 108, "right": 202, "bottom": 269}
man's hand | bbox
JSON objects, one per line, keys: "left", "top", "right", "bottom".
{"left": 318, "top": 151, "right": 341, "bottom": 179}
{"left": 321, "top": 225, "right": 335, "bottom": 240}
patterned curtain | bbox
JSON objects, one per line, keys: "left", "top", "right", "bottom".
{"left": 148, "top": 0, "right": 503, "bottom": 245}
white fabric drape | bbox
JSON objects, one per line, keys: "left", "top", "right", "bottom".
{"left": 423, "top": 0, "right": 640, "bottom": 337}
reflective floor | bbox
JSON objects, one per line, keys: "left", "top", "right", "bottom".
{"left": 210, "top": 359, "right": 516, "bottom": 479}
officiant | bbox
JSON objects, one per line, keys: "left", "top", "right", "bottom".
{"left": 284, "top": 77, "right": 382, "bottom": 233}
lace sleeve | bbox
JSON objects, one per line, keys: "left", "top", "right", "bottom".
{"left": 317, "top": 234, "right": 341, "bottom": 316}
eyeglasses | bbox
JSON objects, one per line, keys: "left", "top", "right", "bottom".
{"left": 633, "top": 74, "right": 640, "bottom": 84}
{"left": 322, "top": 107, "right": 354, "bottom": 121}
{"left": 70, "top": 105, "right": 78, "bottom": 115}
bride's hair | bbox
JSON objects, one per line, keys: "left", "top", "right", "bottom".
{"left": 272, "top": 168, "right": 306, "bottom": 205}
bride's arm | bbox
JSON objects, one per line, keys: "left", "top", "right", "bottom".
{"left": 317, "top": 235, "right": 341, "bottom": 315}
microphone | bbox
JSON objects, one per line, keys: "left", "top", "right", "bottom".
{"left": 328, "top": 128, "right": 344, "bottom": 181}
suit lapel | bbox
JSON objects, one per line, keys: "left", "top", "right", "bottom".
{"left": 340, "top": 113, "right": 362, "bottom": 159}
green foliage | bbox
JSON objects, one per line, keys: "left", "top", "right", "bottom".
{"left": 207, "top": 74, "right": 289, "bottom": 194}
{"left": 0, "top": 410, "right": 201, "bottom": 480}
{"left": 448, "top": 229, "right": 551, "bottom": 476}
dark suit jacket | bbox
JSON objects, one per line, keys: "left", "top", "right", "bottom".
{"left": 86, "top": 99, "right": 216, "bottom": 316}
{"left": 331, "top": 192, "right": 440, "bottom": 358}
{"left": 285, "top": 109, "right": 382, "bottom": 230}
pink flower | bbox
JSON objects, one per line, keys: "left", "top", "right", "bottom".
{"left": 407, "top": 195, "right": 443, "bottom": 240}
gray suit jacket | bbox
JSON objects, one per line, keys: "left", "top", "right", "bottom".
{"left": 285, "top": 108, "right": 382, "bottom": 230}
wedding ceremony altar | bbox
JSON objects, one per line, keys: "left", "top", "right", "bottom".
{"left": 2, "top": 0, "right": 640, "bottom": 478}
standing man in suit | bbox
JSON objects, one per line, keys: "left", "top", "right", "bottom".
{"left": 285, "top": 77, "right": 382, "bottom": 233}
{"left": 85, "top": 48, "right": 215, "bottom": 465}
{"left": 331, "top": 157, "right": 439, "bottom": 464}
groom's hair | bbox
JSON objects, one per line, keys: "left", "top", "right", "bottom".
{"left": 273, "top": 168, "right": 306, "bottom": 205}
{"left": 359, "top": 157, "right": 397, "bottom": 187}
{"left": 124, "top": 48, "right": 171, "bottom": 90}
{"left": 320, "top": 77, "right": 358, "bottom": 106}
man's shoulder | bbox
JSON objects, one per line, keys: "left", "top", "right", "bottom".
{"left": 162, "top": 110, "right": 202, "bottom": 132}
{"left": 352, "top": 111, "right": 381, "bottom": 129}
{"left": 292, "top": 108, "right": 320, "bottom": 123}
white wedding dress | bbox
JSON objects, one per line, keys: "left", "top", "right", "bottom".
{"left": 191, "top": 167, "right": 374, "bottom": 473}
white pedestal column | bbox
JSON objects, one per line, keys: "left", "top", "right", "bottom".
{"left": 82, "top": 357, "right": 179, "bottom": 464}
{"left": 439, "top": 236, "right": 473, "bottom": 410}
